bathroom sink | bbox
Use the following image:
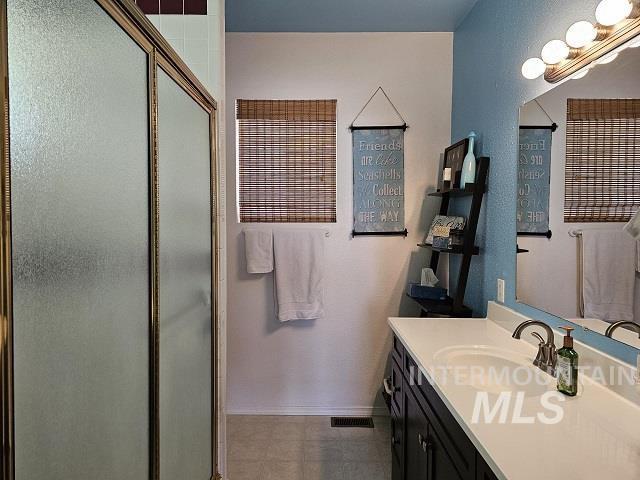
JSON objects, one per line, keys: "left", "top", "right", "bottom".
{"left": 433, "top": 345, "right": 554, "bottom": 397}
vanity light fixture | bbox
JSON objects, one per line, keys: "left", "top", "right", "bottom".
{"left": 521, "top": 0, "right": 640, "bottom": 82}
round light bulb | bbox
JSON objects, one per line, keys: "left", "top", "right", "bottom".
{"left": 541, "top": 40, "right": 571, "bottom": 64}
{"left": 595, "top": 0, "right": 633, "bottom": 26}
{"left": 521, "top": 57, "right": 547, "bottom": 79}
{"left": 597, "top": 51, "right": 619, "bottom": 64}
{"left": 628, "top": 37, "right": 640, "bottom": 48}
{"left": 566, "top": 21, "right": 598, "bottom": 48}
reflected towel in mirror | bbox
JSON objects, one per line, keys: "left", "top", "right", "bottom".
{"left": 582, "top": 230, "right": 636, "bottom": 322}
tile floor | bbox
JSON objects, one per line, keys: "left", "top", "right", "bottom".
{"left": 226, "top": 415, "right": 392, "bottom": 480}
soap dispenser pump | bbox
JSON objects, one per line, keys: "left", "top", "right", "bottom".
{"left": 557, "top": 326, "right": 579, "bottom": 396}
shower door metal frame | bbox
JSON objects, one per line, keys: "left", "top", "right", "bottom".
{"left": 0, "top": 1, "right": 220, "bottom": 479}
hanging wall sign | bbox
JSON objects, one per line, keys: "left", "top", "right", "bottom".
{"left": 350, "top": 87, "right": 407, "bottom": 236}
{"left": 517, "top": 126, "right": 553, "bottom": 236}
{"left": 352, "top": 128, "right": 405, "bottom": 235}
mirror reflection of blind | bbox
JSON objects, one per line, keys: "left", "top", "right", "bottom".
{"left": 565, "top": 98, "right": 640, "bottom": 223}
{"left": 236, "top": 99, "right": 337, "bottom": 223}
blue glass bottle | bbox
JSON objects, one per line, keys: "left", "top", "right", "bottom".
{"left": 460, "top": 131, "right": 477, "bottom": 188}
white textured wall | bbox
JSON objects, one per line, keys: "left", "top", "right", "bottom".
{"left": 225, "top": 32, "right": 453, "bottom": 415}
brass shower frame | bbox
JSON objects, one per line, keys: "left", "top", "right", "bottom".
{"left": 0, "top": 1, "right": 221, "bottom": 479}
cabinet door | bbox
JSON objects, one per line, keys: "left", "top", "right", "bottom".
{"left": 391, "top": 412, "right": 404, "bottom": 480}
{"left": 427, "top": 426, "right": 463, "bottom": 480}
{"left": 403, "top": 382, "right": 429, "bottom": 480}
{"left": 392, "top": 444, "right": 403, "bottom": 480}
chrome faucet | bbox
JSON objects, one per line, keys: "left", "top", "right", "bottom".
{"left": 605, "top": 321, "right": 640, "bottom": 339}
{"left": 512, "top": 320, "right": 557, "bottom": 376}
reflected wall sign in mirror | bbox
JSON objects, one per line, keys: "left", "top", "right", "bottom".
{"left": 516, "top": 35, "right": 640, "bottom": 351}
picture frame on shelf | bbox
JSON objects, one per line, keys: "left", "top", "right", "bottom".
{"left": 425, "top": 215, "right": 466, "bottom": 245}
{"left": 442, "top": 138, "right": 469, "bottom": 191}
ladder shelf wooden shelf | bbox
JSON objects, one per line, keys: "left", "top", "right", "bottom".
{"left": 408, "top": 156, "right": 490, "bottom": 318}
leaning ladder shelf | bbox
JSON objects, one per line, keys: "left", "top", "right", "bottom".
{"left": 409, "top": 157, "right": 490, "bottom": 318}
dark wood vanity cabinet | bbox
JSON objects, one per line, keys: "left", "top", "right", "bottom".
{"left": 389, "top": 335, "right": 499, "bottom": 480}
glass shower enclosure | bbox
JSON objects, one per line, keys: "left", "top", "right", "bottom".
{"left": 0, "top": 1, "right": 219, "bottom": 479}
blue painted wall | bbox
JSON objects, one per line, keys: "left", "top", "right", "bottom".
{"left": 451, "top": 0, "right": 638, "bottom": 365}
{"left": 226, "top": 0, "right": 477, "bottom": 32}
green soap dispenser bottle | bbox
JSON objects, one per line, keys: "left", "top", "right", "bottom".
{"left": 557, "top": 326, "right": 579, "bottom": 396}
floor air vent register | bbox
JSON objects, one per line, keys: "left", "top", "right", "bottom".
{"left": 330, "top": 417, "right": 374, "bottom": 428}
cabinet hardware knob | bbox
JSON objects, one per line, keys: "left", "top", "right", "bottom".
{"left": 383, "top": 377, "right": 398, "bottom": 395}
{"left": 418, "top": 434, "right": 432, "bottom": 452}
{"left": 391, "top": 436, "right": 397, "bottom": 445}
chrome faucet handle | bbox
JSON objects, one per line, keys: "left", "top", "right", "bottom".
{"left": 531, "top": 332, "right": 545, "bottom": 368}
{"left": 531, "top": 332, "right": 545, "bottom": 345}
{"left": 541, "top": 343, "right": 557, "bottom": 376}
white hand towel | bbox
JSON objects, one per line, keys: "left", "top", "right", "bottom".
{"left": 273, "top": 230, "right": 324, "bottom": 321}
{"left": 244, "top": 229, "right": 273, "bottom": 274}
{"left": 582, "top": 230, "right": 636, "bottom": 322}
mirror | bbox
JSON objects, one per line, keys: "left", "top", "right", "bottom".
{"left": 516, "top": 37, "right": 640, "bottom": 351}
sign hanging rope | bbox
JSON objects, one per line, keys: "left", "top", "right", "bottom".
{"left": 349, "top": 86, "right": 408, "bottom": 131}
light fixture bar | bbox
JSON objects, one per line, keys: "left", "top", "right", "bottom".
{"left": 545, "top": 16, "right": 640, "bottom": 82}
{"left": 521, "top": 0, "right": 640, "bottom": 83}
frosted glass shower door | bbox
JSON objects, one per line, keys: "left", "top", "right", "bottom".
{"left": 157, "top": 69, "right": 213, "bottom": 479}
{"left": 7, "top": 1, "right": 150, "bottom": 479}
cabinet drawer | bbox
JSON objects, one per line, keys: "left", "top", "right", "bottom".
{"left": 392, "top": 334, "right": 404, "bottom": 368}
{"left": 406, "top": 356, "right": 475, "bottom": 480}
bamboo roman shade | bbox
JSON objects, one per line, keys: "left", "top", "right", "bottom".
{"left": 565, "top": 98, "right": 640, "bottom": 223}
{"left": 236, "top": 99, "right": 337, "bottom": 223}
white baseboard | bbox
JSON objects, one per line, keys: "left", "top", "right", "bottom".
{"left": 226, "top": 406, "right": 389, "bottom": 417}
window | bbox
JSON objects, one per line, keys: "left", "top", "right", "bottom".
{"left": 236, "top": 99, "right": 337, "bottom": 223}
{"left": 565, "top": 98, "right": 640, "bottom": 223}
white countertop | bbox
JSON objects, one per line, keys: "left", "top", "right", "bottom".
{"left": 389, "top": 316, "right": 640, "bottom": 480}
